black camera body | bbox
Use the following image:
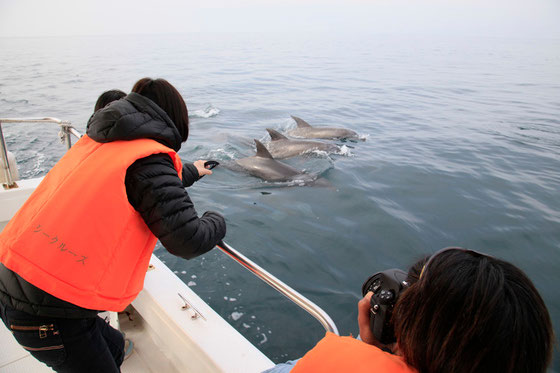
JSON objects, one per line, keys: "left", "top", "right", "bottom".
{"left": 361, "top": 269, "right": 410, "bottom": 345}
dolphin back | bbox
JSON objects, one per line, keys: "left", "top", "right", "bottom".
{"left": 254, "top": 139, "right": 274, "bottom": 159}
{"left": 291, "top": 116, "right": 312, "bottom": 128}
{"left": 266, "top": 128, "right": 288, "bottom": 141}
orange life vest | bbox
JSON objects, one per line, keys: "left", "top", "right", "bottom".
{"left": 0, "top": 135, "right": 182, "bottom": 311}
{"left": 291, "top": 332, "right": 416, "bottom": 373}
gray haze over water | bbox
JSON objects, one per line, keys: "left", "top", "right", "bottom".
{"left": 1, "top": 33, "right": 559, "bottom": 369}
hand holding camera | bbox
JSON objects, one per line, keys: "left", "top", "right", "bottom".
{"left": 361, "top": 269, "right": 410, "bottom": 349}
{"left": 358, "top": 291, "right": 376, "bottom": 345}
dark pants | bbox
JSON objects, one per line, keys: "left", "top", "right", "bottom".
{"left": 0, "top": 301, "right": 125, "bottom": 372}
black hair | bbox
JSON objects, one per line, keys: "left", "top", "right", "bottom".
{"left": 94, "top": 89, "right": 126, "bottom": 112}
{"left": 131, "top": 78, "right": 189, "bottom": 142}
{"left": 393, "top": 249, "right": 554, "bottom": 373}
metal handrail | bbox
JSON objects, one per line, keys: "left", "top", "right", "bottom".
{"left": 0, "top": 117, "right": 82, "bottom": 189}
{"left": 217, "top": 240, "right": 339, "bottom": 335}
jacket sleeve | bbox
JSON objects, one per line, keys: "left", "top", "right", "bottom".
{"left": 181, "top": 162, "right": 200, "bottom": 188}
{"left": 125, "top": 153, "right": 226, "bottom": 260}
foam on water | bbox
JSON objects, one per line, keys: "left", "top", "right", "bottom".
{"left": 231, "top": 312, "right": 244, "bottom": 321}
{"left": 336, "top": 145, "right": 352, "bottom": 156}
{"left": 258, "top": 333, "right": 268, "bottom": 345}
{"left": 190, "top": 104, "right": 220, "bottom": 118}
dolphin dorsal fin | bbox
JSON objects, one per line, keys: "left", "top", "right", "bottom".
{"left": 266, "top": 128, "right": 288, "bottom": 141}
{"left": 291, "top": 116, "right": 312, "bottom": 128}
{"left": 254, "top": 139, "right": 274, "bottom": 159}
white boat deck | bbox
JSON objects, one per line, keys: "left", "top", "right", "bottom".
{"left": 118, "top": 309, "right": 181, "bottom": 373}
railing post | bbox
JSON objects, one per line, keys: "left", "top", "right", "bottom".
{"left": 0, "top": 121, "right": 17, "bottom": 189}
{"left": 0, "top": 117, "right": 82, "bottom": 189}
{"left": 60, "top": 122, "right": 73, "bottom": 150}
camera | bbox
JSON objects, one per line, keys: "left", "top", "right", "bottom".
{"left": 361, "top": 269, "right": 410, "bottom": 345}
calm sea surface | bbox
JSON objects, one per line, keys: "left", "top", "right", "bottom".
{"left": 1, "top": 33, "right": 559, "bottom": 369}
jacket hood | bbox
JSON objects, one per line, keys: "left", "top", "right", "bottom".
{"left": 86, "top": 92, "right": 182, "bottom": 151}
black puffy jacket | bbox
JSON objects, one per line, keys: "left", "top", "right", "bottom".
{"left": 0, "top": 93, "right": 226, "bottom": 317}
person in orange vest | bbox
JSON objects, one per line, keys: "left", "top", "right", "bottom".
{"left": 265, "top": 248, "right": 554, "bottom": 373}
{"left": 0, "top": 78, "right": 226, "bottom": 372}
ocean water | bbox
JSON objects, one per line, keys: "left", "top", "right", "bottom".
{"left": 1, "top": 33, "right": 559, "bottom": 370}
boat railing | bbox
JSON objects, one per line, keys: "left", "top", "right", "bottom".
{"left": 0, "top": 117, "right": 82, "bottom": 189}
{"left": 217, "top": 240, "right": 339, "bottom": 335}
{"left": 0, "top": 116, "right": 339, "bottom": 336}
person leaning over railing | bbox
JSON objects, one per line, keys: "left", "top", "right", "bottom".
{"left": 265, "top": 248, "right": 554, "bottom": 373}
{"left": 0, "top": 78, "right": 226, "bottom": 372}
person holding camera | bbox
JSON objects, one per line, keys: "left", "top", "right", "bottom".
{"left": 265, "top": 247, "right": 554, "bottom": 373}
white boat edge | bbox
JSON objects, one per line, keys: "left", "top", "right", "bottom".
{"left": 0, "top": 176, "right": 275, "bottom": 372}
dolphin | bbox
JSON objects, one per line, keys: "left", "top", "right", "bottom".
{"left": 235, "top": 139, "right": 316, "bottom": 182}
{"left": 287, "top": 116, "right": 359, "bottom": 140}
{"left": 265, "top": 128, "right": 340, "bottom": 159}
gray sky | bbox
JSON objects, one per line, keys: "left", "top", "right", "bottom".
{"left": 1, "top": 0, "right": 559, "bottom": 38}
